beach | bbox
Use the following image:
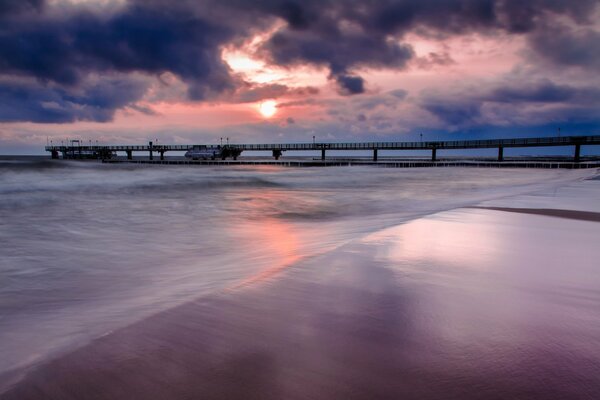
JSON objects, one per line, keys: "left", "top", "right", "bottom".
{"left": 1, "top": 162, "right": 600, "bottom": 399}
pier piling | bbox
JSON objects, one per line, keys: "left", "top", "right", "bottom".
{"left": 498, "top": 146, "right": 504, "bottom": 161}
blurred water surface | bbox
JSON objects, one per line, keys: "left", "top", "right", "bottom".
{"left": 0, "top": 158, "right": 591, "bottom": 381}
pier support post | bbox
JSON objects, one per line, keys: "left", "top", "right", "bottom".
{"left": 160, "top": 151, "right": 165, "bottom": 161}
{"left": 51, "top": 150, "right": 59, "bottom": 159}
{"left": 149, "top": 141, "right": 153, "bottom": 160}
{"left": 574, "top": 144, "right": 581, "bottom": 162}
{"left": 373, "top": 149, "right": 378, "bottom": 161}
{"left": 126, "top": 150, "right": 132, "bottom": 160}
{"left": 273, "top": 149, "right": 282, "bottom": 160}
{"left": 431, "top": 147, "right": 437, "bottom": 161}
{"left": 321, "top": 148, "right": 326, "bottom": 160}
{"left": 498, "top": 146, "right": 504, "bottom": 161}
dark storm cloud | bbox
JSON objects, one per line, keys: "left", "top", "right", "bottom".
{"left": 1, "top": 0, "right": 599, "bottom": 124}
{"left": 361, "top": 0, "right": 597, "bottom": 34}
{"left": 262, "top": 15, "right": 414, "bottom": 94}
{"left": 257, "top": 0, "right": 598, "bottom": 93}
{"left": 528, "top": 23, "right": 600, "bottom": 71}
{"left": 0, "top": 4, "right": 236, "bottom": 97}
{"left": 0, "top": 78, "right": 148, "bottom": 123}
{"left": 0, "top": 0, "right": 43, "bottom": 17}
{"left": 421, "top": 97, "right": 483, "bottom": 126}
{"left": 421, "top": 80, "right": 600, "bottom": 127}
{"left": 490, "top": 81, "right": 579, "bottom": 103}
{"left": 335, "top": 74, "right": 365, "bottom": 95}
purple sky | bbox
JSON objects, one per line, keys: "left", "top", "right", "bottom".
{"left": 1, "top": 0, "right": 600, "bottom": 153}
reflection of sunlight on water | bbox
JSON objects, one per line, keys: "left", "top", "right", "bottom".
{"left": 224, "top": 188, "right": 332, "bottom": 290}
{"left": 364, "top": 210, "right": 505, "bottom": 270}
{"left": 229, "top": 217, "right": 302, "bottom": 290}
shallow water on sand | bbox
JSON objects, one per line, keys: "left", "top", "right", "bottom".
{"left": 0, "top": 159, "right": 595, "bottom": 393}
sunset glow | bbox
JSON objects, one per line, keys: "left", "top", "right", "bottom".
{"left": 259, "top": 100, "right": 278, "bottom": 118}
{"left": 1, "top": 1, "right": 599, "bottom": 154}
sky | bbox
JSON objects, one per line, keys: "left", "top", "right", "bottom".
{"left": 1, "top": 0, "right": 600, "bottom": 153}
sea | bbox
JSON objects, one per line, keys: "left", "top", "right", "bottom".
{"left": 0, "top": 157, "right": 598, "bottom": 397}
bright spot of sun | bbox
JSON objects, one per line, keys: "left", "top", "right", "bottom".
{"left": 259, "top": 100, "right": 277, "bottom": 118}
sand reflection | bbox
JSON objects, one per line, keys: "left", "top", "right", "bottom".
{"left": 365, "top": 209, "right": 506, "bottom": 270}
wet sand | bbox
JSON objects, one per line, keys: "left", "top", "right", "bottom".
{"left": 3, "top": 181, "right": 600, "bottom": 399}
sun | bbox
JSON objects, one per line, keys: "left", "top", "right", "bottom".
{"left": 259, "top": 100, "right": 277, "bottom": 118}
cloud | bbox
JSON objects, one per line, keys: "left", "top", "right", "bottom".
{"left": 0, "top": 4, "right": 238, "bottom": 98}
{"left": 488, "top": 80, "right": 591, "bottom": 103}
{"left": 0, "top": 0, "right": 43, "bottom": 17}
{"left": 0, "top": 77, "right": 149, "bottom": 123}
{"left": 389, "top": 89, "right": 408, "bottom": 100}
{"left": 256, "top": 0, "right": 599, "bottom": 94}
{"left": 228, "top": 82, "right": 318, "bottom": 103}
{"left": 1, "top": 0, "right": 599, "bottom": 126}
{"left": 528, "top": 23, "right": 600, "bottom": 71}
{"left": 260, "top": 13, "right": 414, "bottom": 94}
{"left": 421, "top": 96, "right": 483, "bottom": 127}
{"left": 335, "top": 74, "right": 365, "bottom": 95}
{"left": 413, "top": 52, "right": 455, "bottom": 69}
{"left": 420, "top": 78, "right": 600, "bottom": 128}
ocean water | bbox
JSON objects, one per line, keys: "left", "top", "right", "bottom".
{"left": 0, "top": 158, "right": 595, "bottom": 391}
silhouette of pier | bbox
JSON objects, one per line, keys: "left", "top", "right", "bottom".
{"left": 46, "top": 135, "right": 600, "bottom": 163}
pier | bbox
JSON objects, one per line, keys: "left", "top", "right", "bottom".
{"left": 46, "top": 134, "right": 600, "bottom": 163}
